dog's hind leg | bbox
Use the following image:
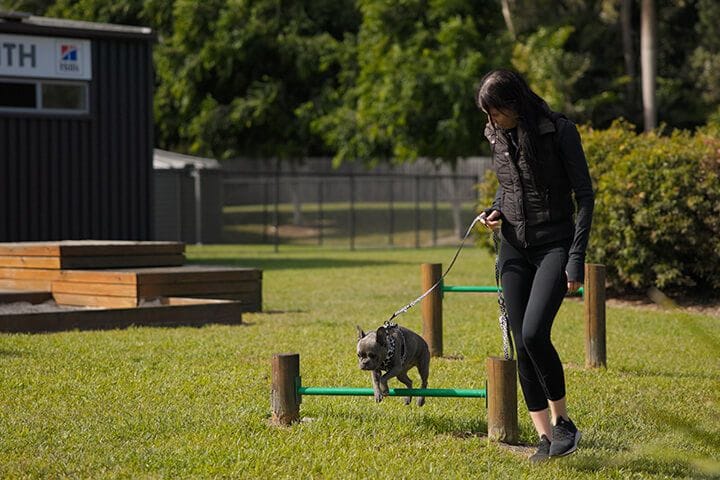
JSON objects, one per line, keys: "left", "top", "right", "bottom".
{"left": 397, "top": 371, "right": 413, "bottom": 405}
{"left": 416, "top": 359, "right": 429, "bottom": 407}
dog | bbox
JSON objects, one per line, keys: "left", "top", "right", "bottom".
{"left": 356, "top": 322, "right": 430, "bottom": 406}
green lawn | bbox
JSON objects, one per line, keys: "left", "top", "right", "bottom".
{"left": 223, "top": 202, "right": 479, "bottom": 247}
{"left": 1, "top": 245, "right": 718, "bottom": 479}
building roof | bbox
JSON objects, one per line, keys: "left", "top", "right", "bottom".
{"left": 0, "top": 10, "right": 154, "bottom": 40}
{"left": 154, "top": 149, "right": 221, "bottom": 170}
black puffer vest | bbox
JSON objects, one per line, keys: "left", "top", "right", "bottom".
{"left": 485, "top": 114, "right": 575, "bottom": 248}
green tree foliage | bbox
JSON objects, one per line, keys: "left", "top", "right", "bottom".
{"left": 313, "top": 0, "right": 509, "bottom": 167}
{"left": 0, "top": 0, "right": 54, "bottom": 14}
{"left": 153, "top": 0, "right": 360, "bottom": 160}
{"left": 511, "top": 26, "right": 591, "bottom": 116}
{"left": 690, "top": 0, "right": 720, "bottom": 120}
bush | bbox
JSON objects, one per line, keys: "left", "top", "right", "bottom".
{"left": 477, "top": 120, "right": 720, "bottom": 295}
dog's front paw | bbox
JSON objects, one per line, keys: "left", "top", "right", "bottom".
{"left": 378, "top": 381, "right": 389, "bottom": 397}
{"left": 374, "top": 390, "right": 384, "bottom": 403}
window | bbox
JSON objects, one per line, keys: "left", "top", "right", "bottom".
{"left": 0, "top": 81, "right": 37, "bottom": 108}
{"left": 42, "top": 83, "right": 87, "bottom": 111}
{"left": 0, "top": 78, "right": 88, "bottom": 114}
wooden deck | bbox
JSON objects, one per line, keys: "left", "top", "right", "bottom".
{"left": 51, "top": 266, "right": 262, "bottom": 311}
{"left": 0, "top": 241, "right": 263, "bottom": 331}
{"left": 0, "top": 240, "right": 185, "bottom": 269}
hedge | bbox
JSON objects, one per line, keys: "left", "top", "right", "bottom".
{"left": 477, "top": 120, "right": 720, "bottom": 296}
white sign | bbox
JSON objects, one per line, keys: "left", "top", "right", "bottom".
{"left": 0, "top": 34, "right": 92, "bottom": 80}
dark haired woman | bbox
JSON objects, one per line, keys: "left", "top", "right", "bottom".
{"left": 476, "top": 69, "right": 594, "bottom": 462}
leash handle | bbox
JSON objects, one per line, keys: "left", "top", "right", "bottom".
{"left": 387, "top": 214, "right": 484, "bottom": 323}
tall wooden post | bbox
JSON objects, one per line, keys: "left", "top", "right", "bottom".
{"left": 421, "top": 263, "right": 443, "bottom": 357}
{"left": 271, "top": 353, "right": 300, "bottom": 425}
{"left": 584, "top": 264, "right": 607, "bottom": 368}
{"left": 486, "top": 356, "right": 518, "bottom": 444}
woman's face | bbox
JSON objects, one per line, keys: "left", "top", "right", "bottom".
{"left": 485, "top": 107, "right": 519, "bottom": 130}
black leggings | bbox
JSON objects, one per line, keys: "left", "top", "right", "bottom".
{"left": 499, "top": 237, "right": 570, "bottom": 412}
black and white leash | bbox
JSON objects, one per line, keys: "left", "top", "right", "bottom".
{"left": 384, "top": 214, "right": 514, "bottom": 360}
{"left": 493, "top": 229, "right": 514, "bottom": 361}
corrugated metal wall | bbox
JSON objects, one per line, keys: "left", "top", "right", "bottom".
{"left": 0, "top": 36, "right": 154, "bottom": 241}
{"left": 154, "top": 168, "right": 224, "bottom": 244}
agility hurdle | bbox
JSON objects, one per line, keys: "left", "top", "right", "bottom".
{"left": 271, "top": 353, "right": 519, "bottom": 443}
{"left": 421, "top": 262, "right": 607, "bottom": 368}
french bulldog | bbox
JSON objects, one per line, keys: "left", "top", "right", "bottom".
{"left": 356, "top": 323, "right": 430, "bottom": 406}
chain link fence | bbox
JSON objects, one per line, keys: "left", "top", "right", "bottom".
{"left": 222, "top": 163, "right": 488, "bottom": 249}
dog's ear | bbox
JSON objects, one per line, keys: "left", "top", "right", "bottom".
{"left": 356, "top": 325, "right": 366, "bottom": 340}
{"left": 375, "top": 327, "right": 387, "bottom": 346}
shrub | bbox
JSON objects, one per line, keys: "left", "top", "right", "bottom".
{"left": 477, "top": 120, "right": 720, "bottom": 295}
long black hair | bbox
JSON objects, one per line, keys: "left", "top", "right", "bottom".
{"left": 476, "top": 69, "right": 553, "bottom": 169}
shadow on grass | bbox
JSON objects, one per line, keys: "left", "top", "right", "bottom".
{"left": 566, "top": 452, "right": 715, "bottom": 479}
{"left": 0, "top": 349, "right": 24, "bottom": 357}
{"left": 615, "top": 367, "right": 720, "bottom": 382}
{"left": 419, "top": 414, "right": 488, "bottom": 438}
{"left": 187, "top": 257, "right": 410, "bottom": 271}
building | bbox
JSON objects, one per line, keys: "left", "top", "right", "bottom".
{"left": 0, "top": 12, "right": 155, "bottom": 241}
{"left": 153, "top": 149, "right": 223, "bottom": 244}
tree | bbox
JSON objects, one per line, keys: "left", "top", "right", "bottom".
{"left": 313, "top": 0, "right": 508, "bottom": 237}
{"left": 640, "top": 0, "right": 657, "bottom": 131}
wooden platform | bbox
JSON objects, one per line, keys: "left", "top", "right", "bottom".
{"left": 0, "top": 297, "right": 243, "bottom": 333}
{"left": 51, "top": 265, "right": 262, "bottom": 311}
{"left": 0, "top": 241, "right": 263, "bottom": 321}
{"left": 0, "top": 240, "right": 185, "bottom": 269}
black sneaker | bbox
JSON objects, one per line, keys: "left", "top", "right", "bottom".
{"left": 529, "top": 434, "right": 552, "bottom": 463}
{"left": 549, "top": 417, "right": 581, "bottom": 457}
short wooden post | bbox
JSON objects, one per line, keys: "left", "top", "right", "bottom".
{"left": 486, "top": 356, "right": 518, "bottom": 444}
{"left": 421, "top": 263, "right": 443, "bottom": 357}
{"left": 584, "top": 264, "right": 607, "bottom": 368}
{"left": 271, "top": 353, "right": 300, "bottom": 425}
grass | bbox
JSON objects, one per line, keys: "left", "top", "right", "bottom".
{"left": 222, "top": 201, "right": 479, "bottom": 247}
{"left": 1, "top": 244, "right": 719, "bottom": 479}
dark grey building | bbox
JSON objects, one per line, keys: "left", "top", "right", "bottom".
{"left": 0, "top": 12, "right": 155, "bottom": 241}
{"left": 153, "top": 149, "right": 223, "bottom": 245}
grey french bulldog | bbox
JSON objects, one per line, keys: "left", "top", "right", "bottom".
{"left": 356, "top": 323, "right": 430, "bottom": 406}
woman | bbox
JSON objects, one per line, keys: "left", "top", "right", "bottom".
{"left": 476, "top": 69, "right": 594, "bottom": 462}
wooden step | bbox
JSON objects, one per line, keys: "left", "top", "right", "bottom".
{"left": 0, "top": 241, "right": 186, "bottom": 269}
{"left": 51, "top": 265, "right": 262, "bottom": 312}
{"left": 0, "top": 240, "right": 185, "bottom": 257}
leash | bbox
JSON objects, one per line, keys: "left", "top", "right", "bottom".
{"left": 492, "top": 230, "right": 514, "bottom": 361}
{"left": 386, "top": 214, "right": 484, "bottom": 324}
{"left": 385, "top": 214, "right": 514, "bottom": 361}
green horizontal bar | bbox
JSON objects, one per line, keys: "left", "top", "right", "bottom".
{"left": 442, "top": 285, "right": 499, "bottom": 293}
{"left": 298, "top": 386, "right": 486, "bottom": 398}
{"left": 442, "top": 285, "right": 584, "bottom": 296}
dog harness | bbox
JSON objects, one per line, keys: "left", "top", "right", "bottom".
{"left": 380, "top": 322, "right": 406, "bottom": 371}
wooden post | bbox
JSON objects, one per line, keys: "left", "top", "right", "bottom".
{"left": 584, "top": 264, "right": 607, "bottom": 368}
{"left": 421, "top": 263, "right": 443, "bottom": 357}
{"left": 271, "top": 353, "right": 300, "bottom": 425}
{"left": 486, "top": 356, "right": 518, "bottom": 444}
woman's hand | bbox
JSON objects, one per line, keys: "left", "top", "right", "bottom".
{"left": 567, "top": 280, "right": 583, "bottom": 293}
{"left": 479, "top": 210, "right": 502, "bottom": 230}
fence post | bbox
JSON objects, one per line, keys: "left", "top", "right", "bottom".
{"left": 584, "top": 263, "right": 607, "bottom": 368}
{"left": 414, "top": 175, "right": 420, "bottom": 248}
{"left": 271, "top": 353, "right": 300, "bottom": 426}
{"left": 349, "top": 173, "right": 356, "bottom": 251}
{"left": 421, "top": 263, "right": 443, "bottom": 357}
{"left": 486, "top": 356, "right": 518, "bottom": 444}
